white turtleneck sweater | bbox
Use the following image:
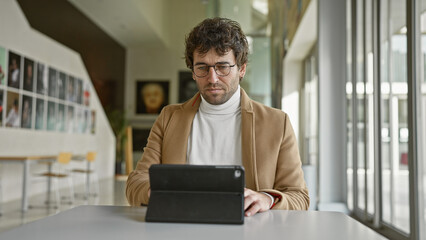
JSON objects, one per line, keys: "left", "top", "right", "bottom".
{"left": 187, "top": 85, "right": 242, "bottom": 166}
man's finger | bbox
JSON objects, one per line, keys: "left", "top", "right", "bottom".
{"left": 245, "top": 203, "right": 261, "bottom": 217}
{"left": 244, "top": 194, "right": 255, "bottom": 210}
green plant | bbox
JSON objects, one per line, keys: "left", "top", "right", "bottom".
{"left": 106, "top": 108, "right": 127, "bottom": 174}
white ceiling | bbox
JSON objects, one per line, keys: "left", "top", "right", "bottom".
{"left": 68, "top": 0, "right": 269, "bottom": 48}
{"left": 68, "top": 0, "right": 167, "bottom": 47}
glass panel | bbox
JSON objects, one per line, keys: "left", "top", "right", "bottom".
{"left": 303, "top": 56, "right": 318, "bottom": 167}
{"left": 420, "top": 0, "right": 426, "bottom": 237}
{"left": 380, "top": 0, "right": 409, "bottom": 234}
{"left": 365, "top": 0, "right": 375, "bottom": 216}
{"left": 356, "top": 0, "right": 366, "bottom": 212}
{"left": 346, "top": 0, "right": 353, "bottom": 211}
{"left": 380, "top": 0, "right": 392, "bottom": 224}
{"left": 241, "top": 37, "right": 271, "bottom": 106}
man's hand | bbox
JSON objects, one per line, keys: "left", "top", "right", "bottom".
{"left": 244, "top": 188, "right": 272, "bottom": 217}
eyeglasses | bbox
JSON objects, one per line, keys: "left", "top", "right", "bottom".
{"left": 192, "top": 63, "right": 236, "bottom": 77}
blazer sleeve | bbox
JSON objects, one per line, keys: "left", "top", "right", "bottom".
{"left": 260, "top": 113, "right": 310, "bottom": 210}
{"left": 125, "top": 109, "right": 166, "bottom": 206}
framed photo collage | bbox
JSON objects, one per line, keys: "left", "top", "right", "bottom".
{"left": 0, "top": 45, "right": 96, "bottom": 134}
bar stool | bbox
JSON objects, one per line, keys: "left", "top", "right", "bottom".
{"left": 72, "top": 152, "right": 99, "bottom": 199}
{"left": 30, "top": 152, "right": 75, "bottom": 209}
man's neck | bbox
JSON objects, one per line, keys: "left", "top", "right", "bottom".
{"left": 200, "top": 85, "right": 240, "bottom": 114}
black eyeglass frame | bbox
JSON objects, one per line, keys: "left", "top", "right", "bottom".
{"left": 192, "top": 63, "right": 237, "bottom": 78}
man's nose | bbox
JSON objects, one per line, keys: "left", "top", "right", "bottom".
{"left": 207, "top": 66, "right": 219, "bottom": 83}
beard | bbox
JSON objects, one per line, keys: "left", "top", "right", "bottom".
{"left": 200, "top": 82, "right": 238, "bottom": 105}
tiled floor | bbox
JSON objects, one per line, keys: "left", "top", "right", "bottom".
{"left": 0, "top": 177, "right": 129, "bottom": 233}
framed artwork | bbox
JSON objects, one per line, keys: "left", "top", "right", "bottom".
{"left": 57, "top": 103, "right": 65, "bottom": 132}
{"left": 83, "top": 109, "right": 90, "bottom": 133}
{"left": 23, "top": 58, "right": 34, "bottom": 92}
{"left": 178, "top": 71, "right": 198, "bottom": 103}
{"left": 35, "top": 98, "right": 45, "bottom": 130}
{"left": 66, "top": 105, "right": 75, "bottom": 133}
{"left": 48, "top": 67, "right": 57, "bottom": 98}
{"left": 132, "top": 128, "right": 151, "bottom": 152}
{"left": 83, "top": 82, "right": 90, "bottom": 106}
{"left": 90, "top": 110, "right": 96, "bottom": 134}
{"left": 0, "top": 89, "right": 4, "bottom": 126}
{"left": 58, "top": 72, "right": 66, "bottom": 100}
{"left": 21, "top": 94, "right": 33, "bottom": 129}
{"left": 75, "top": 106, "right": 83, "bottom": 133}
{"left": 136, "top": 80, "right": 169, "bottom": 114}
{"left": 46, "top": 101, "right": 56, "bottom": 131}
{"left": 67, "top": 76, "right": 76, "bottom": 102}
{"left": 76, "top": 78, "right": 83, "bottom": 105}
{"left": 7, "top": 51, "right": 21, "bottom": 89}
{"left": 36, "top": 62, "right": 47, "bottom": 95}
{"left": 5, "top": 91, "right": 20, "bottom": 127}
{"left": 0, "top": 46, "right": 6, "bottom": 86}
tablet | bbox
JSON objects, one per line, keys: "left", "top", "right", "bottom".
{"left": 145, "top": 164, "right": 245, "bottom": 224}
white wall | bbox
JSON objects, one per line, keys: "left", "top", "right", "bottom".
{"left": 125, "top": 0, "right": 207, "bottom": 127}
{"left": 282, "top": 0, "right": 317, "bottom": 210}
{"left": 317, "top": 0, "right": 347, "bottom": 210}
{"left": 0, "top": 0, "right": 115, "bottom": 202}
{"left": 282, "top": 0, "right": 317, "bottom": 150}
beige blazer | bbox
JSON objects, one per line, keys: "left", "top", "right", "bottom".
{"left": 126, "top": 88, "right": 310, "bottom": 210}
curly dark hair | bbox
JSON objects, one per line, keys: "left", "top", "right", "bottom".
{"left": 185, "top": 17, "right": 249, "bottom": 69}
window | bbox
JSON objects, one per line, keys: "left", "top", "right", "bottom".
{"left": 346, "top": 0, "right": 422, "bottom": 238}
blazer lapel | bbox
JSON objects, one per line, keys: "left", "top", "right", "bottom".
{"left": 162, "top": 93, "right": 201, "bottom": 164}
{"left": 240, "top": 89, "right": 259, "bottom": 190}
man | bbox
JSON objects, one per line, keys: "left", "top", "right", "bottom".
{"left": 126, "top": 18, "right": 309, "bottom": 216}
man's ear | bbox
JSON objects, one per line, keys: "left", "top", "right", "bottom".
{"left": 239, "top": 63, "right": 247, "bottom": 79}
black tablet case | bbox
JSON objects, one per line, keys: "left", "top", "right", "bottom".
{"left": 145, "top": 164, "right": 245, "bottom": 224}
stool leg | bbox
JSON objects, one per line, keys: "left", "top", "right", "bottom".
{"left": 54, "top": 178, "right": 60, "bottom": 209}
{"left": 93, "top": 172, "right": 100, "bottom": 197}
{"left": 68, "top": 177, "right": 75, "bottom": 204}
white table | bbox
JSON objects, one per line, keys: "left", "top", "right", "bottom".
{"left": 0, "top": 205, "right": 387, "bottom": 240}
{"left": 0, "top": 155, "right": 56, "bottom": 212}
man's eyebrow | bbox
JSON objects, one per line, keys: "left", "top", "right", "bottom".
{"left": 193, "top": 61, "right": 231, "bottom": 66}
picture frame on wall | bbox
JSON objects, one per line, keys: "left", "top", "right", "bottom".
{"left": 83, "top": 82, "right": 90, "bottom": 106}
{"left": 75, "top": 106, "right": 83, "bottom": 133}
{"left": 66, "top": 105, "right": 74, "bottom": 133}
{"left": 36, "top": 62, "right": 47, "bottom": 95}
{"left": 5, "top": 91, "right": 20, "bottom": 127}
{"left": 0, "top": 89, "right": 4, "bottom": 126}
{"left": 76, "top": 78, "right": 83, "bottom": 105}
{"left": 178, "top": 71, "right": 198, "bottom": 103}
{"left": 21, "top": 94, "right": 33, "bottom": 129}
{"left": 48, "top": 67, "right": 57, "bottom": 98}
{"left": 35, "top": 98, "right": 45, "bottom": 130}
{"left": 23, "top": 58, "right": 34, "bottom": 92}
{"left": 136, "top": 80, "right": 169, "bottom": 115}
{"left": 8, "top": 51, "right": 21, "bottom": 89}
{"left": 58, "top": 72, "right": 66, "bottom": 100}
{"left": 57, "top": 103, "right": 65, "bottom": 132}
{"left": 46, "top": 101, "right": 56, "bottom": 131}
{"left": 90, "top": 110, "right": 96, "bottom": 134}
{"left": 0, "top": 46, "right": 7, "bottom": 86}
{"left": 67, "top": 75, "right": 76, "bottom": 102}
{"left": 83, "top": 109, "right": 90, "bottom": 133}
